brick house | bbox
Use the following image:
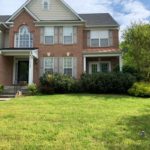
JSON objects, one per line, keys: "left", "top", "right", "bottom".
{"left": 0, "top": 0, "right": 122, "bottom": 86}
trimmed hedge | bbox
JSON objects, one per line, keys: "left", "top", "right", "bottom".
{"left": 128, "top": 82, "right": 150, "bottom": 97}
{"left": 80, "top": 73, "right": 136, "bottom": 94}
{"left": 40, "top": 73, "right": 136, "bottom": 94}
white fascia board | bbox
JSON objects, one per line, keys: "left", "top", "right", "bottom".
{"left": 83, "top": 52, "right": 122, "bottom": 57}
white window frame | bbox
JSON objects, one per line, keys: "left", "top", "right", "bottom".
{"left": 44, "top": 27, "right": 54, "bottom": 45}
{"left": 44, "top": 57, "right": 54, "bottom": 74}
{"left": 90, "top": 30, "right": 109, "bottom": 47}
{"left": 63, "top": 27, "right": 73, "bottom": 45}
{"left": 63, "top": 57, "right": 73, "bottom": 76}
{"left": 15, "top": 25, "right": 33, "bottom": 48}
{"left": 89, "top": 61, "right": 111, "bottom": 74}
{"left": 42, "top": 0, "right": 50, "bottom": 10}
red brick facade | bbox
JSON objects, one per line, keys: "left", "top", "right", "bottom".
{"left": 0, "top": 10, "right": 121, "bottom": 86}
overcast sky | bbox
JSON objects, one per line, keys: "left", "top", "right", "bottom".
{"left": 0, "top": 0, "right": 150, "bottom": 37}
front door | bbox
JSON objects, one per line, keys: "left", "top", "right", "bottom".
{"left": 18, "top": 61, "right": 29, "bottom": 84}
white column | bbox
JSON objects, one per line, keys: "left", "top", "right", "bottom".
{"left": 83, "top": 56, "right": 86, "bottom": 73}
{"left": 119, "top": 55, "right": 123, "bottom": 72}
{"left": 29, "top": 54, "right": 34, "bottom": 84}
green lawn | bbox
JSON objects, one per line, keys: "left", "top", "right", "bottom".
{"left": 0, "top": 94, "right": 150, "bottom": 150}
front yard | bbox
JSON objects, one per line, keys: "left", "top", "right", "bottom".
{"left": 0, "top": 94, "right": 150, "bottom": 150}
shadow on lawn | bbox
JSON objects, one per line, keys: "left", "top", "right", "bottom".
{"left": 101, "top": 111, "right": 150, "bottom": 150}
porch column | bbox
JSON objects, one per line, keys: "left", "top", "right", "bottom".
{"left": 83, "top": 56, "right": 87, "bottom": 73}
{"left": 119, "top": 54, "right": 123, "bottom": 72}
{"left": 29, "top": 54, "right": 34, "bottom": 84}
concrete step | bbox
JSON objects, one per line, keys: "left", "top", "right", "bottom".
{"left": 0, "top": 94, "right": 15, "bottom": 98}
{"left": 3, "top": 86, "right": 28, "bottom": 94}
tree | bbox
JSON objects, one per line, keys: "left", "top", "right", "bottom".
{"left": 121, "top": 23, "right": 150, "bottom": 80}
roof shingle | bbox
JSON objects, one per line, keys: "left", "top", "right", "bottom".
{"left": 0, "top": 15, "right": 11, "bottom": 22}
{"left": 79, "top": 13, "right": 119, "bottom": 27}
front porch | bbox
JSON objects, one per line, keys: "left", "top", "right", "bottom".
{"left": 83, "top": 51, "right": 123, "bottom": 74}
{"left": 0, "top": 48, "right": 38, "bottom": 85}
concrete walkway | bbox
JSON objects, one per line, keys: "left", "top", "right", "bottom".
{"left": 0, "top": 98, "right": 12, "bottom": 101}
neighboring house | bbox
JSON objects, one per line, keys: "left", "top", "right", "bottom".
{"left": 0, "top": 0, "right": 122, "bottom": 86}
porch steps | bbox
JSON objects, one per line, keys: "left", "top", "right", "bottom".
{"left": 3, "top": 86, "right": 28, "bottom": 95}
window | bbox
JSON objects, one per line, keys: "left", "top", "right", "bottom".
{"left": 44, "top": 27, "right": 54, "bottom": 44}
{"left": 90, "top": 61, "right": 111, "bottom": 74}
{"left": 90, "top": 30, "right": 109, "bottom": 47}
{"left": 63, "top": 27, "right": 73, "bottom": 44}
{"left": 100, "top": 63, "right": 110, "bottom": 73}
{"left": 63, "top": 57, "right": 73, "bottom": 76}
{"left": 15, "top": 25, "right": 33, "bottom": 48}
{"left": 91, "top": 64, "right": 98, "bottom": 74}
{"left": 42, "top": 0, "right": 49, "bottom": 10}
{"left": 44, "top": 57, "right": 54, "bottom": 74}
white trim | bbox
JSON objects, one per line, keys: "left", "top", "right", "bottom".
{"left": 29, "top": 54, "right": 34, "bottom": 84}
{"left": 83, "top": 56, "right": 86, "bottom": 72}
{"left": 83, "top": 53, "right": 122, "bottom": 57}
{"left": 119, "top": 55, "right": 123, "bottom": 72}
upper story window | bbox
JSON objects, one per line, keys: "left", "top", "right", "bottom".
{"left": 90, "top": 30, "right": 109, "bottom": 47}
{"left": 44, "top": 27, "right": 54, "bottom": 44}
{"left": 63, "top": 27, "right": 73, "bottom": 44}
{"left": 42, "top": 0, "right": 50, "bottom": 10}
{"left": 15, "top": 25, "right": 33, "bottom": 48}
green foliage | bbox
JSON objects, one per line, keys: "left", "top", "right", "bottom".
{"left": 80, "top": 73, "right": 136, "bottom": 94}
{"left": 122, "top": 23, "right": 150, "bottom": 80}
{"left": 27, "top": 83, "right": 38, "bottom": 95}
{"left": 40, "top": 73, "right": 77, "bottom": 94}
{"left": 128, "top": 82, "right": 150, "bottom": 97}
{"left": 0, "top": 84, "right": 4, "bottom": 94}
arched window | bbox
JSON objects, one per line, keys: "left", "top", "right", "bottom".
{"left": 15, "top": 25, "right": 33, "bottom": 48}
{"left": 42, "top": 0, "right": 49, "bottom": 10}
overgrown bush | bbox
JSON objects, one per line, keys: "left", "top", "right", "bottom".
{"left": 80, "top": 73, "right": 136, "bottom": 94}
{"left": 128, "top": 82, "right": 150, "bottom": 97}
{"left": 0, "top": 84, "right": 4, "bottom": 94}
{"left": 27, "top": 83, "right": 38, "bottom": 95}
{"left": 40, "top": 73, "right": 77, "bottom": 94}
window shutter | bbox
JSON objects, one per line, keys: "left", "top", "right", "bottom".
{"left": 40, "top": 27, "right": 44, "bottom": 44}
{"left": 59, "top": 57, "right": 64, "bottom": 74}
{"left": 59, "top": 27, "right": 63, "bottom": 44}
{"left": 109, "top": 31, "right": 113, "bottom": 46}
{"left": 73, "top": 27, "right": 77, "bottom": 44}
{"left": 87, "top": 31, "right": 90, "bottom": 47}
{"left": 54, "top": 27, "right": 59, "bottom": 44}
{"left": 40, "top": 57, "right": 44, "bottom": 77}
{"left": 73, "top": 57, "right": 77, "bottom": 78}
{"left": 54, "top": 57, "right": 59, "bottom": 73}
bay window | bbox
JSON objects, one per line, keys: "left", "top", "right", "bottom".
{"left": 63, "top": 57, "right": 73, "bottom": 76}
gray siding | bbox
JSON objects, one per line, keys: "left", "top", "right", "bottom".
{"left": 27, "top": 0, "right": 79, "bottom": 21}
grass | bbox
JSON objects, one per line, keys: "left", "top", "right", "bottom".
{"left": 0, "top": 94, "right": 150, "bottom": 150}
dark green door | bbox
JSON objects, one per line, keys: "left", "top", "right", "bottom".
{"left": 18, "top": 61, "right": 29, "bottom": 83}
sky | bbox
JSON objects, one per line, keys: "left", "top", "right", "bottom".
{"left": 0, "top": 0, "right": 150, "bottom": 38}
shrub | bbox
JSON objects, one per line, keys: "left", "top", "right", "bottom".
{"left": 128, "top": 82, "right": 150, "bottom": 97}
{"left": 80, "top": 73, "right": 136, "bottom": 94}
{"left": 40, "top": 73, "right": 77, "bottom": 94}
{"left": 0, "top": 84, "right": 4, "bottom": 94}
{"left": 27, "top": 83, "right": 38, "bottom": 95}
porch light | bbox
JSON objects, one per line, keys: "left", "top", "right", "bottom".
{"left": 47, "top": 52, "right": 51, "bottom": 57}
{"left": 66, "top": 52, "right": 70, "bottom": 57}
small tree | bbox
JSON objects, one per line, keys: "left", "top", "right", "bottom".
{"left": 121, "top": 23, "right": 150, "bottom": 81}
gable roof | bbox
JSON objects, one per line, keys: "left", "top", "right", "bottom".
{"left": 6, "top": 0, "right": 83, "bottom": 22}
{"left": 79, "top": 13, "right": 119, "bottom": 27}
{"left": 0, "top": 15, "right": 11, "bottom": 22}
